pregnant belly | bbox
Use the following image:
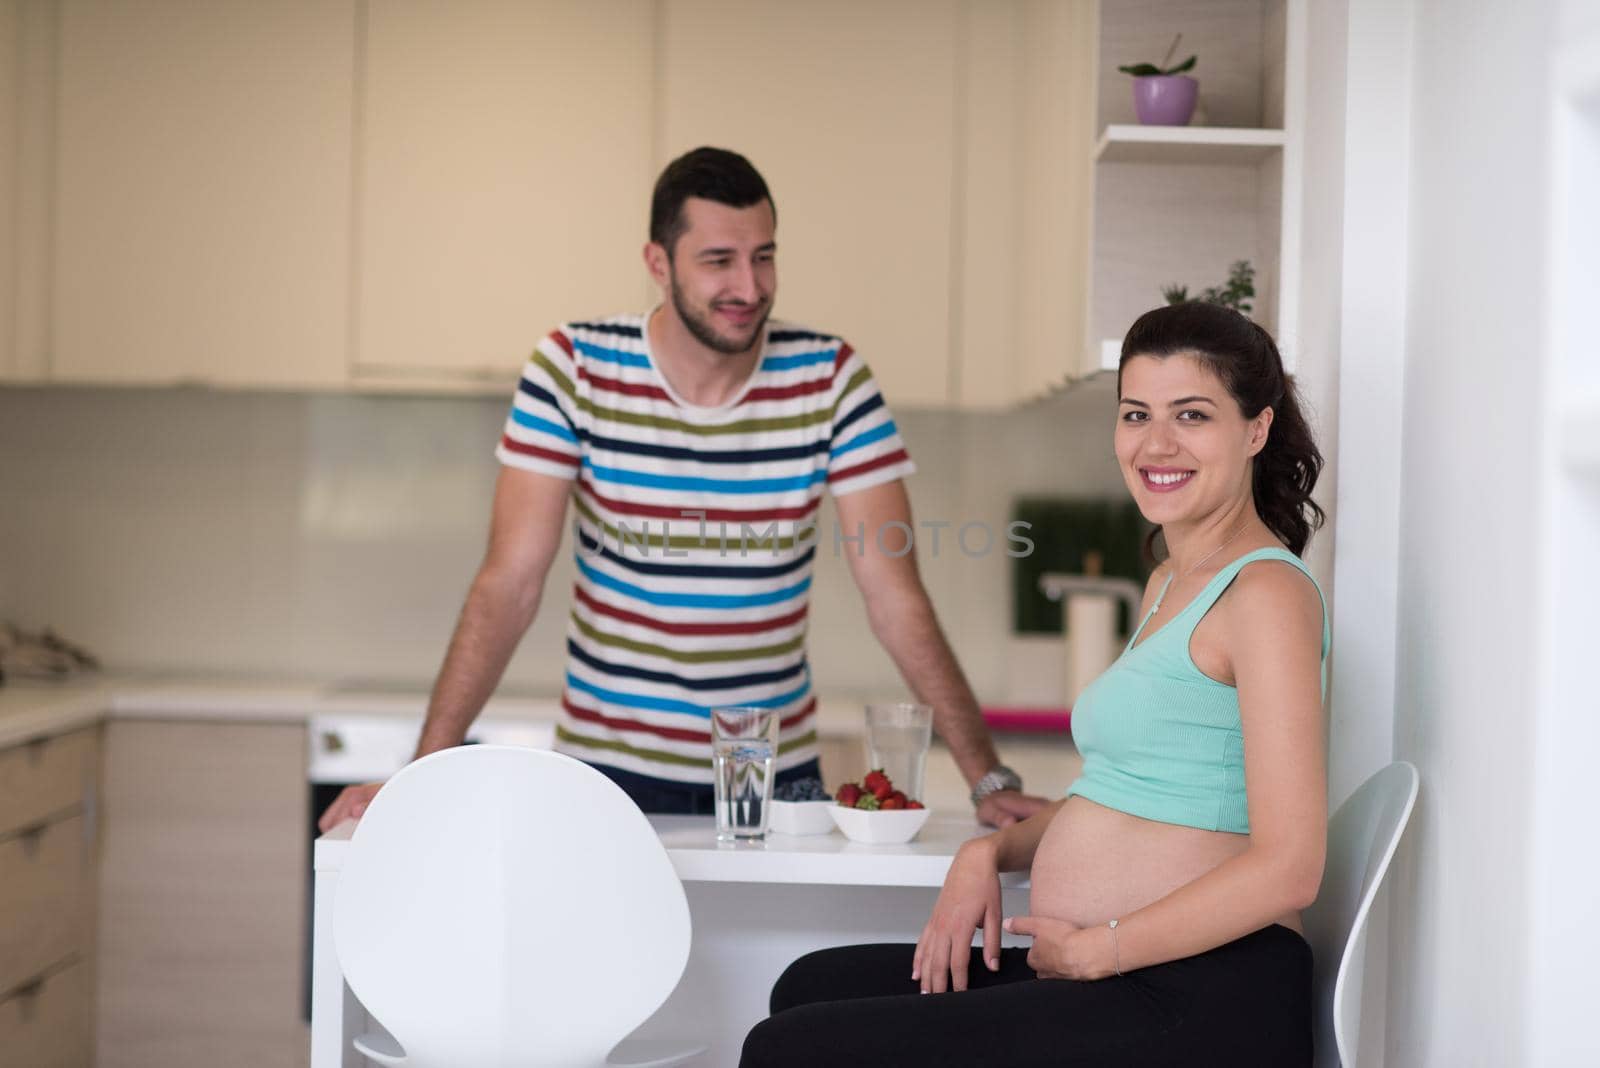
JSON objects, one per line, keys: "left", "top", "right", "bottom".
{"left": 1028, "top": 797, "right": 1302, "bottom": 934}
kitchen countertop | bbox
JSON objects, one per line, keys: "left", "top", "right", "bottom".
{"left": 0, "top": 674, "right": 924, "bottom": 748}
{"left": 0, "top": 675, "right": 553, "bottom": 748}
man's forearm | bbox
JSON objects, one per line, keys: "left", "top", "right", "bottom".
{"left": 413, "top": 569, "right": 543, "bottom": 758}
{"left": 865, "top": 584, "right": 1000, "bottom": 788}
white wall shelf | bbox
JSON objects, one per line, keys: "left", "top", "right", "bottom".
{"left": 1094, "top": 124, "right": 1287, "bottom": 165}
{"left": 1078, "top": 0, "right": 1304, "bottom": 381}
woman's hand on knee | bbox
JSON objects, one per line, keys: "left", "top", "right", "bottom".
{"left": 913, "top": 837, "right": 1002, "bottom": 994}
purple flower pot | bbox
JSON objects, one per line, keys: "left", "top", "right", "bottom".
{"left": 1132, "top": 75, "right": 1199, "bottom": 126}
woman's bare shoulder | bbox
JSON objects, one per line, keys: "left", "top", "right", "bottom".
{"left": 1222, "top": 555, "right": 1324, "bottom": 643}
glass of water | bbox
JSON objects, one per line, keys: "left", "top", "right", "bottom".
{"left": 864, "top": 702, "right": 933, "bottom": 804}
{"left": 710, "top": 707, "right": 779, "bottom": 841}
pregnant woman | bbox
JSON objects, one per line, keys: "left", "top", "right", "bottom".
{"left": 741, "top": 301, "right": 1329, "bottom": 1066}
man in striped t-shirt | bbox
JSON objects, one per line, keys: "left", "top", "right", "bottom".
{"left": 319, "top": 148, "right": 1046, "bottom": 829}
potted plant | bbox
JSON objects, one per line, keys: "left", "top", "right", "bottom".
{"left": 1161, "top": 261, "right": 1255, "bottom": 314}
{"left": 1118, "top": 34, "right": 1199, "bottom": 126}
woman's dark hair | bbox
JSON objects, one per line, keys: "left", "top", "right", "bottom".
{"left": 649, "top": 147, "right": 774, "bottom": 257}
{"left": 1118, "top": 302, "right": 1325, "bottom": 559}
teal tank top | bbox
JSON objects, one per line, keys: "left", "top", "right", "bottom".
{"left": 1063, "top": 547, "right": 1330, "bottom": 834}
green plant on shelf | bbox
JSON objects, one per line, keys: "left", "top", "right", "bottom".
{"left": 1117, "top": 33, "right": 1197, "bottom": 77}
{"left": 1161, "top": 260, "right": 1255, "bottom": 314}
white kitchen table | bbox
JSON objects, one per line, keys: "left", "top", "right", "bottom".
{"left": 311, "top": 814, "right": 1031, "bottom": 1067}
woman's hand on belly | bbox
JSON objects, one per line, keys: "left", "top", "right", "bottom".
{"left": 913, "top": 837, "right": 1003, "bottom": 994}
{"left": 1003, "top": 914, "right": 1114, "bottom": 981}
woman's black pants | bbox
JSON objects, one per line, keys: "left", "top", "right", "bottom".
{"left": 739, "top": 924, "right": 1313, "bottom": 1067}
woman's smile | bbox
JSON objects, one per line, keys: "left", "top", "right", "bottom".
{"left": 1139, "top": 466, "right": 1196, "bottom": 492}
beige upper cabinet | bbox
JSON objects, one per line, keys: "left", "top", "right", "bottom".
{"left": 658, "top": 0, "right": 964, "bottom": 409}
{"left": 954, "top": 0, "right": 1097, "bottom": 406}
{"left": 2, "top": 0, "right": 54, "bottom": 382}
{"left": 18, "top": 0, "right": 1101, "bottom": 406}
{"left": 660, "top": 0, "right": 1094, "bottom": 409}
{"left": 358, "top": 0, "right": 1095, "bottom": 408}
{"left": 0, "top": 2, "right": 17, "bottom": 381}
{"left": 352, "top": 1, "right": 655, "bottom": 389}
{"left": 52, "top": 0, "right": 356, "bottom": 387}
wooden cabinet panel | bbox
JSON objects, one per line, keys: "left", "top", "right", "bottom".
{"left": 953, "top": 0, "right": 1096, "bottom": 406}
{"left": 0, "top": 727, "right": 96, "bottom": 835}
{"left": 0, "top": 960, "right": 94, "bottom": 1068}
{"left": 0, "top": 0, "right": 55, "bottom": 382}
{"left": 659, "top": 0, "right": 960, "bottom": 408}
{"left": 30, "top": 0, "right": 1101, "bottom": 405}
{"left": 96, "top": 719, "right": 308, "bottom": 1068}
{"left": 53, "top": 0, "right": 356, "bottom": 387}
{"left": 1, "top": 1, "right": 16, "bottom": 380}
{"left": 0, "top": 815, "right": 91, "bottom": 996}
{"left": 353, "top": 0, "right": 655, "bottom": 385}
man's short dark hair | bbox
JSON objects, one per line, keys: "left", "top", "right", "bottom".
{"left": 649, "top": 147, "right": 774, "bottom": 256}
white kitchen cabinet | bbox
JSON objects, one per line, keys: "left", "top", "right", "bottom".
{"left": 51, "top": 0, "right": 356, "bottom": 388}
{"left": 95, "top": 718, "right": 307, "bottom": 1068}
{"left": 351, "top": 0, "right": 656, "bottom": 390}
{"left": 1082, "top": 0, "right": 1305, "bottom": 377}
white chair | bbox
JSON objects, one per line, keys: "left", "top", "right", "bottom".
{"left": 333, "top": 745, "right": 706, "bottom": 1068}
{"left": 1302, "top": 761, "right": 1420, "bottom": 1068}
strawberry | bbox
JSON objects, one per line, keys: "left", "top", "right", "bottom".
{"left": 881, "top": 795, "right": 906, "bottom": 810}
{"left": 862, "top": 769, "right": 891, "bottom": 796}
{"left": 887, "top": 790, "right": 907, "bottom": 806}
{"left": 906, "top": 800, "right": 925, "bottom": 810}
{"left": 835, "top": 783, "right": 863, "bottom": 807}
{"left": 854, "top": 793, "right": 881, "bottom": 810}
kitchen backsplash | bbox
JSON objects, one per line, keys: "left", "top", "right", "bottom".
{"left": 0, "top": 384, "right": 1125, "bottom": 701}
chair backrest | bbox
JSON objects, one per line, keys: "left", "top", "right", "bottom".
{"left": 1302, "top": 761, "right": 1420, "bottom": 1068}
{"left": 334, "top": 746, "right": 692, "bottom": 1067}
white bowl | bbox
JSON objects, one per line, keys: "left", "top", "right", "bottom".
{"left": 827, "top": 803, "right": 931, "bottom": 844}
{"left": 768, "top": 799, "right": 837, "bottom": 836}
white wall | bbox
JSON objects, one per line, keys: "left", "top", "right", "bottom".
{"left": 0, "top": 385, "right": 1125, "bottom": 701}
{"left": 1375, "top": 1, "right": 1556, "bottom": 1064}
{"left": 1526, "top": 3, "right": 1600, "bottom": 1063}
{"left": 1318, "top": 1, "right": 1594, "bottom": 1063}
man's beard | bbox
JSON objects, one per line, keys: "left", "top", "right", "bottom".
{"left": 670, "top": 275, "right": 768, "bottom": 356}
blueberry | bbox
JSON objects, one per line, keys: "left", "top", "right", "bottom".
{"left": 775, "top": 776, "right": 828, "bottom": 802}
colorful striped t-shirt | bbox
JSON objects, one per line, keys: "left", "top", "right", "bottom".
{"left": 494, "top": 313, "right": 916, "bottom": 785}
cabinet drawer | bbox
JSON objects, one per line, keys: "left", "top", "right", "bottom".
{"left": 0, "top": 728, "right": 97, "bottom": 836}
{"left": 0, "top": 814, "right": 90, "bottom": 995}
{"left": 0, "top": 960, "right": 93, "bottom": 1068}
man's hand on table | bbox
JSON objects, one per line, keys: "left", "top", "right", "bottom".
{"left": 318, "top": 781, "right": 385, "bottom": 833}
{"left": 976, "top": 790, "right": 1051, "bottom": 829}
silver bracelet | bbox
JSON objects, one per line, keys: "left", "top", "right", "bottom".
{"left": 1107, "top": 918, "right": 1122, "bottom": 976}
